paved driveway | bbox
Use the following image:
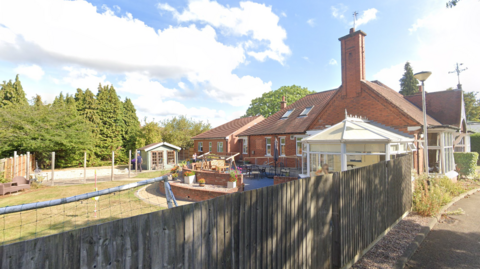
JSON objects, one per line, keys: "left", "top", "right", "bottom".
{"left": 406, "top": 190, "right": 480, "bottom": 269}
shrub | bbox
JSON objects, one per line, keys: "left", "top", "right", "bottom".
{"left": 171, "top": 173, "right": 178, "bottom": 178}
{"left": 184, "top": 171, "right": 195, "bottom": 177}
{"left": 0, "top": 174, "right": 10, "bottom": 183}
{"left": 413, "top": 174, "right": 466, "bottom": 217}
{"left": 470, "top": 133, "right": 480, "bottom": 160}
{"left": 454, "top": 152, "right": 479, "bottom": 177}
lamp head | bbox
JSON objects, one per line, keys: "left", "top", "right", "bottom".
{"left": 414, "top": 71, "right": 432, "bottom": 82}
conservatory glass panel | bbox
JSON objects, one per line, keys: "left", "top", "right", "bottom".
{"left": 346, "top": 144, "right": 385, "bottom": 153}
{"left": 310, "top": 144, "right": 341, "bottom": 153}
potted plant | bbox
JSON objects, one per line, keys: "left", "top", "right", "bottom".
{"left": 184, "top": 170, "right": 196, "bottom": 184}
{"left": 171, "top": 172, "right": 178, "bottom": 180}
{"left": 228, "top": 170, "right": 238, "bottom": 188}
{"left": 198, "top": 178, "right": 206, "bottom": 187}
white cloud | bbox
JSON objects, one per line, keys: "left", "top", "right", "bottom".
{"left": 159, "top": 0, "right": 290, "bottom": 64}
{"left": 354, "top": 8, "right": 378, "bottom": 27}
{"left": 307, "top": 18, "right": 315, "bottom": 27}
{"left": 302, "top": 56, "right": 309, "bottom": 61}
{"left": 14, "top": 64, "right": 44, "bottom": 80}
{"left": 329, "top": 59, "right": 337, "bottom": 65}
{"left": 117, "top": 72, "right": 178, "bottom": 98}
{"left": 62, "top": 66, "right": 109, "bottom": 92}
{"left": 281, "top": 12, "right": 287, "bottom": 17}
{"left": 373, "top": 0, "right": 479, "bottom": 93}
{"left": 331, "top": 4, "right": 347, "bottom": 19}
{"left": 0, "top": 0, "right": 273, "bottom": 107}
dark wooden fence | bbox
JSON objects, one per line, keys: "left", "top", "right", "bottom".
{"left": 0, "top": 155, "right": 411, "bottom": 269}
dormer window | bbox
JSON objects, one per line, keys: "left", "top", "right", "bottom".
{"left": 281, "top": 109, "right": 294, "bottom": 118}
{"left": 299, "top": 106, "right": 313, "bottom": 116}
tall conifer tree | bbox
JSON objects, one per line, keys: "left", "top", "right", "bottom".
{"left": 122, "top": 98, "right": 141, "bottom": 151}
{"left": 96, "top": 84, "right": 124, "bottom": 159}
{"left": 0, "top": 75, "right": 29, "bottom": 107}
{"left": 399, "top": 62, "right": 420, "bottom": 96}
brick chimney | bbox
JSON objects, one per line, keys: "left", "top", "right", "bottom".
{"left": 280, "top": 96, "right": 287, "bottom": 109}
{"left": 339, "top": 28, "right": 367, "bottom": 98}
{"left": 418, "top": 85, "right": 423, "bottom": 93}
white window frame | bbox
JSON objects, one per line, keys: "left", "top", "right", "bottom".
{"left": 299, "top": 106, "right": 314, "bottom": 116}
{"left": 242, "top": 138, "right": 248, "bottom": 154}
{"left": 198, "top": 142, "right": 203, "bottom": 152}
{"left": 217, "top": 142, "right": 224, "bottom": 153}
{"left": 209, "top": 142, "right": 212, "bottom": 152}
{"left": 281, "top": 109, "right": 295, "bottom": 119}
{"left": 279, "top": 137, "right": 286, "bottom": 156}
{"left": 265, "top": 137, "right": 272, "bottom": 156}
{"left": 296, "top": 137, "right": 304, "bottom": 156}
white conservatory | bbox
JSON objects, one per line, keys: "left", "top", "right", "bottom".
{"left": 300, "top": 116, "right": 416, "bottom": 177}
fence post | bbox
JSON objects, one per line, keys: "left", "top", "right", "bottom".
{"left": 26, "top": 152, "right": 30, "bottom": 180}
{"left": 128, "top": 150, "right": 131, "bottom": 178}
{"left": 84, "top": 151, "right": 87, "bottom": 183}
{"left": 13, "top": 151, "right": 17, "bottom": 177}
{"left": 51, "top": 152, "right": 55, "bottom": 186}
{"left": 135, "top": 149, "right": 138, "bottom": 174}
{"left": 111, "top": 151, "right": 114, "bottom": 181}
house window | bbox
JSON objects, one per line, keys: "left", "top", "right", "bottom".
{"left": 209, "top": 142, "right": 212, "bottom": 152}
{"left": 217, "top": 142, "right": 223, "bottom": 153}
{"left": 266, "top": 138, "right": 271, "bottom": 155}
{"left": 296, "top": 137, "right": 303, "bottom": 156}
{"left": 299, "top": 106, "right": 313, "bottom": 116}
{"left": 243, "top": 139, "right": 248, "bottom": 154}
{"left": 281, "top": 109, "right": 294, "bottom": 118}
{"left": 167, "top": 151, "right": 175, "bottom": 165}
{"left": 198, "top": 142, "right": 203, "bottom": 152}
{"left": 280, "top": 137, "right": 286, "bottom": 156}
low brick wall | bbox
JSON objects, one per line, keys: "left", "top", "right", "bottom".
{"left": 159, "top": 181, "right": 240, "bottom": 202}
{"left": 273, "top": 176, "right": 298, "bottom": 185}
{"left": 182, "top": 168, "right": 243, "bottom": 187}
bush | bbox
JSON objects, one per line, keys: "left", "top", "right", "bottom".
{"left": 184, "top": 171, "right": 195, "bottom": 177}
{"left": 470, "top": 133, "right": 480, "bottom": 159}
{"left": 454, "top": 152, "right": 478, "bottom": 177}
{"left": 413, "top": 174, "right": 466, "bottom": 217}
{"left": 0, "top": 174, "right": 10, "bottom": 183}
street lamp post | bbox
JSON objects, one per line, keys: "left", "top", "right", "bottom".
{"left": 414, "top": 71, "right": 432, "bottom": 176}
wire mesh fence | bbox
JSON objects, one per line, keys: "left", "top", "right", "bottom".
{"left": 0, "top": 176, "right": 172, "bottom": 246}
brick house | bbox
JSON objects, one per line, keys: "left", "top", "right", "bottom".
{"left": 237, "top": 28, "right": 469, "bottom": 177}
{"left": 192, "top": 116, "right": 264, "bottom": 159}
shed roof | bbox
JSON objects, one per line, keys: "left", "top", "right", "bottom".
{"left": 138, "top": 142, "right": 181, "bottom": 151}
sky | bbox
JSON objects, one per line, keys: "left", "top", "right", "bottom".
{"left": 0, "top": 0, "right": 478, "bottom": 127}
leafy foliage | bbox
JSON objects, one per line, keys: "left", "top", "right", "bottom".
{"left": 464, "top": 91, "right": 480, "bottom": 121}
{"left": 96, "top": 84, "right": 124, "bottom": 159}
{"left": 160, "top": 116, "right": 211, "bottom": 149}
{"left": 454, "top": 152, "right": 478, "bottom": 177}
{"left": 0, "top": 75, "right": 29, "bottom": 108}
{"left": 399, "top": 62, "right": 419, "bottom": 96}
{"left": 244, "top": 85, "right": 315, "bottom": 118}
{"left": 138, "top": 118, "right": 163, "bottom": 148}
{"left": 470, "top": 133, "right": 480, "bottom": 158}
{"left": 446, "top": 0, "right": 460, "bottom": 8}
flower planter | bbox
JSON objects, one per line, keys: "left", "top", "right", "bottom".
{"left": 184, "top": 175, "right": 196, "bottom": 184}
{"left": 199, "top": 183, "right": 205, "bottom": 187}
{"left": 227, "top": 181, "right": 236, "bottom": 188}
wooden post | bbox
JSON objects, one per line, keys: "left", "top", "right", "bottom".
{"left": 51, "top": 152, "right": 55, "bottom": 186}
{"left": 128, "top": 150, "right": 131, "bottom": 178}
{"left": 26, "top": 152, "right": 30, "bottom": 180}
{"left": 135, "top": 149, "right": 138, "bottom": 174}
{"left": 111, "top": 151, "right": 114, "bottom": 181}
{"left": 84, "top": 151, "right": 87, "bottom": 183}
{"left": 13, "top": 151, "right": 17, "bottom": 177}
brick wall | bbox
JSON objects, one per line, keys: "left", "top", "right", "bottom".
{"left": 193, "top": 139, "right": 227, "bottom": 156}
{"left": 159, "top": 181, "right": 240, "bottom": 202}
{"left": 273, "top": 176, "right": 298, "bottom": 185}
{"left": 246, "top": 134, "right": 302, "bottom": 168}
{"left": 183, "top": 167, "right": 243, "bottom": 187}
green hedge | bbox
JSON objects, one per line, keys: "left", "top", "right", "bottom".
{"left": 471, "top": 133, "right": 480, "bottom": 160}
{"left": 454, "top": 152, "right": 478, "bottom": 176}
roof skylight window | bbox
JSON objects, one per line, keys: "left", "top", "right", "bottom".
{"left": 281, "top": 109, "right": 294, "bottom": 118}
{"left": 299, "top": 106, "right": 313, "bottom": 116}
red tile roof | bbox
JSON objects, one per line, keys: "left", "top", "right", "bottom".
{"left": 192, "top": 116, "right": 264, "bottom": 139}
{"left": 237, "top": 89, "right": 338, "bottom": 136}
{"left": 404, "top": 89, "right": 463, "bottom": 128}
{"left": 365, "top": 81, "right": 441, "bottom": 126}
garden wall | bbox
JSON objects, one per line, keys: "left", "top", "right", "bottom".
{"left": 183, "top": 168, "right": 243, "bottom": 187}
{"left": 274, "top": 176, "right": 298, "bottom": 185}
{"left": 159, "top": 181, "right": 240, "bottom": 202}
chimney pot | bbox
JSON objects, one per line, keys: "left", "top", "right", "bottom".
{"left": 350, "top": 28, "right": 355, "bottom": 34}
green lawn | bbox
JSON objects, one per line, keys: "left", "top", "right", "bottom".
{"left": 0, "top": 180, "right": 165, "bottom": 245}
{"left": 134, "top": 170, "right": 169, "bottom": 178}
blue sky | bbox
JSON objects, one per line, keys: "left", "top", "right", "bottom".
{"left": 0, "top": 0, "right": 478, "bottom": 127}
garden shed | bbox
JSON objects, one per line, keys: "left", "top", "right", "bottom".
{"left": 138, "top": 142, "right": 181, "bottom": 171}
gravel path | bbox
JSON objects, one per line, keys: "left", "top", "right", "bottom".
{"left": 352, "top": 213, "right": 431, "bottom": 269}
